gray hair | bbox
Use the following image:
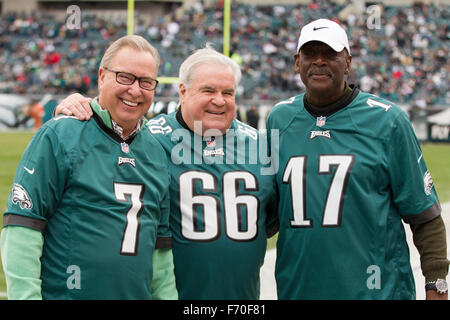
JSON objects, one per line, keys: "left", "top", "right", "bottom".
{"left": 179, "top": 44, "right": 242, "bottom": 88}
{"left": 100, "top": 35, "right": 161, "bottom": 71}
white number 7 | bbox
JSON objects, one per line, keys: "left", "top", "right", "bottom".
{"left": 283, "top": 155, "right": 355, "bottom": 227}
{"left": 114, "top": 182, "right": 144, "bottom": 255}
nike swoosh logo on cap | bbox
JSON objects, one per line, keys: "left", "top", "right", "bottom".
{"left": 313, "top": 26, "right": 328, "bottom": 31}
{"left": 24, "top": 167, "right": 35, "bottom": 175}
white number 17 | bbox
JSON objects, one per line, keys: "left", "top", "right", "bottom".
{"left": 282, "top": 155, "right": 355, "bottom": 227}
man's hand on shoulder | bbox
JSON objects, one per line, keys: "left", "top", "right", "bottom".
{"left": 55, "top": 93, "right": 93, "bottom": 120}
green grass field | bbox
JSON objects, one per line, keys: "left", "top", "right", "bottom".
{"left": 0, "top": 131, "right": 448, "bottom": 298}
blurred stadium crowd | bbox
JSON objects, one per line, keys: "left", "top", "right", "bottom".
{"left": 0, "top": 0, "right": 448, "bottom": 108}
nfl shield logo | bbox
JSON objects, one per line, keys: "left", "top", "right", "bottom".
{"left": 316, "top": 116, "right": 326, "bottom": 127}
{"left": 206, "top": 136, "right": 216, "bottom": 148}
{"left": 121, "top": 142, "right": 130, "bottom": 154}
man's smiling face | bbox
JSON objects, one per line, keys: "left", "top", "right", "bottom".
{"left": 179, "top": 62, "right": 236, "bottom": 135}
{"left": 98, "top": 46, "right": 157, "bottom": 135}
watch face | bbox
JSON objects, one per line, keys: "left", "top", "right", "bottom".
{"left": 435, "top": 279, "right": 448, "bottom": 294}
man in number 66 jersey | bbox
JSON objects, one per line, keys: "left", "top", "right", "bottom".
{"left": 266, "top": 18, "right": 449, "bottom": 300}
{"left": 53, "top": 45, "right": 279, "bottom": 300}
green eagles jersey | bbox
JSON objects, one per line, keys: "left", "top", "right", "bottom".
{"left": 147, "top": 111, "right": 278, "bottom": 299}
{"left": 3, "top": 111, "right": 171, "bottom": 299}
{"left": 266, "top": 90, "right": 441, "bottom": 300}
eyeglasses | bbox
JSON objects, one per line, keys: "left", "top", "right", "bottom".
{"left": 103, "top": 67, "right": 159, "bottom": 91}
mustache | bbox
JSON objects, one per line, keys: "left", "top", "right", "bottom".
{"left": 308, "top": 69, "right": 332, "bottom": 77}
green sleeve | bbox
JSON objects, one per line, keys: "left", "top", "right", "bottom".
{"left": 0, "top": 226, "right": 44, "bottom": 300}
{"left": 410, "top": 215, "right": 450, "bottom": 282}
{"left": 150, "top": 248, "right": 178, "bottom": 300}
{"left": 387, "top": 112, "right": 440, "bottom": 220}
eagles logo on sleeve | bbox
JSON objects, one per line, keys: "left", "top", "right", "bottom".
{"left": 11, "top": 183, "right": 33, "bottom": 209}
{"left": 423, "top": 171, "right": 434, "bottom": 196}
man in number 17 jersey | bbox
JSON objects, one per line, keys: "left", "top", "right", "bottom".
{"left": 267, "top": 19, "right": 448, "bottom": 300}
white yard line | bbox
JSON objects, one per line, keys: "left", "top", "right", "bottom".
{"left": 260, "top": 201, "right": 450, "bottom": 300}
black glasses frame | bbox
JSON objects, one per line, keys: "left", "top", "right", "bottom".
{"left": 103, "top": 67, "right": 159, "bottom": 91}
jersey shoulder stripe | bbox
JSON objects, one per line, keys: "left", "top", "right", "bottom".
{"left": 148, "top": 113, "right": 263, "bottom": 142}
{"left": 351, "top": 91, "right": 406, "bottom": 117}
{"left": 145, "top": 112, "right": 180, "bottom": 142}
{"left": 348, "top": 91, "right": 411, "bottom": 140}
{"left": 267, "top": 94, "right": 304, "bottom": 134}
{"left": 231, "top": 119, "right": 261, "bottom": 141}
{"left": 41, "top": 113, "right": 103, "bottom": 146}
{"left": 48, "top": 114, "right": 87, "bottom": 131}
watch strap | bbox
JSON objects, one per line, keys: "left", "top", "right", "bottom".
{"left": 425, "top": 279, "right": 448, "bottom": 294}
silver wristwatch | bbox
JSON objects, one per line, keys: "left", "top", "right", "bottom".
{"left": 425, "top": 279, "right": 448, "bottom": 294}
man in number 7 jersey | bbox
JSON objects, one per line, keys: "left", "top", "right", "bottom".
{"left": 53, "top": 45, "right": 279, "bottom": 299}
{"left": 1, "top": 35, "right": 176, "bottom": 299}
{"left": 266, "top": 18, "right": 448, "bottom": 299}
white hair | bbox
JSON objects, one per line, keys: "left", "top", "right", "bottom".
{"left": 179, "top": 43, "right": 242, "bottom": 88}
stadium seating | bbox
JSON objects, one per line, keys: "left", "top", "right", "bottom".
{"left": 0, "top": 1, "right": 448, "bottom": 108}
